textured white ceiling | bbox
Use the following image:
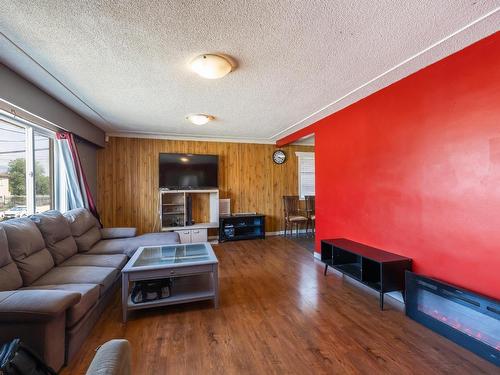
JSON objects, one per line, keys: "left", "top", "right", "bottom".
{"left": 0, "top": 1, "right": 498, "bottom": 143}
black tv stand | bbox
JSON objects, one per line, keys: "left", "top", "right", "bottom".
{"left": 321, "top": 238, "right": 412, "bottom": 310}
{"left": 219, "top": 214, "right": 265, "bottom": 242}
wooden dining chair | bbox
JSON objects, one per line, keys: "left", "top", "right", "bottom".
{"left": 304, "top": 195, "right": 315, "bottom": 236}
{"left": 282, "top": 196, "right": 308, "bottom": 237}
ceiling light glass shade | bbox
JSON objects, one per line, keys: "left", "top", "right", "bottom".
{"left": 190, "top": 54, "right": 232, "bottom": 79}
{"left": 186, "top": 114, "right": 214, "bottom": 125}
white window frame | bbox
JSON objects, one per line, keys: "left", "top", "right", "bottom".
{"left": 0, "top": 110, "right": 56, "bottom": 215}
{"left": 295, "top": 151, "right": 315, "bottom": 199}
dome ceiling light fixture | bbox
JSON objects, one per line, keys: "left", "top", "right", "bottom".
{"left": 186, "top": 113, "right": 215, "bottom": 125}
{"left": 190, "top": 54, "right": 233, "bottom": 79}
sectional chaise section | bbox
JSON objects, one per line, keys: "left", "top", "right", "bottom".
{"left": 0, "top": 208, "right": 179, "bottom": 371}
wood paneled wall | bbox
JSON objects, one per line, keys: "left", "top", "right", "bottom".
{"left": 97, "top": 137, "right": 313, "bottom": 234}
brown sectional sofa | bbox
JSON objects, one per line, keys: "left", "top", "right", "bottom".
{"left": 0, "top": 208, "right": 179, "bottom": 371}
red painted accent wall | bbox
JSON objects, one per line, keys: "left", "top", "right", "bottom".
{"left": 291, "top": 33, "right": 500, "bottom": 299}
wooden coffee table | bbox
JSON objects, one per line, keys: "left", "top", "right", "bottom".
{"left": 121, "top": 242, "right": 219, "bottom": 322}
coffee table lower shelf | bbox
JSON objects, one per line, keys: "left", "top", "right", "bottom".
{"left": 121, "top": 242, "right": 219, "bottom": 322}
{"left": 127, "top": 278, "right": 216, "bottom": 311}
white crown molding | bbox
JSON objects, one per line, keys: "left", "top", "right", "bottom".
{"left": 106, "top": 131, "right": 276, "bottom": 145}
{"left": 269, "top": 7, "right": 499, "bottom": 141}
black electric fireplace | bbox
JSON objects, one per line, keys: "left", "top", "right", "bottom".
{"left": 405, "top": 271, "right": 499, "bottom": 366}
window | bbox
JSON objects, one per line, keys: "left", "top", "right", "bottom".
{"left": 0, "top": 113, "right": 55, "bottom": 220}
{"left": 295, "top": 152, "right": 315, "bottom": 199}
{"left": 34, "top": 131, "right": 53, "bottom": 213}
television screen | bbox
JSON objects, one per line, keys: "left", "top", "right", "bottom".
{"left": 159, "top": 153, "right": 218, "bottom": 189}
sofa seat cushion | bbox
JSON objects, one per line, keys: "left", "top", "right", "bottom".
{"left": 60, "top": 254, "right": 128, "bottom": 269}
{"left": 0, "top": 227, "right": 23, "bottom": 291}
{"left": 0, "top": 218, "right": 54, "bottom": 286}
{"left": 130, "top": 232, "right": 181, "bottom": 257}
{"left": 88, "top": 232, "right": 180, "bottom": 257}
{"left": 135, "top": 232, "right": 180, "bottom": 246}
{"left": 31, "top": 266, "right": 118, "bottom": 296}
{"left": 87, "top": 238, "right": 133, "bottom": 256}
{"left": 22, "top": 283, "right": 99, "bottom": 327}
{"left": 31, "top": 211, "right": 78, "bottom": 265}
{"left": 0, "top": 289, "right": 80, "bottom": 323}
{"left": 101, "top": 228, "right": 137, "bottom": 240}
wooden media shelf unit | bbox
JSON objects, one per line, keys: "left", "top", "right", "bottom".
{"left": 159, "top": 189, "right": 219, "bottom": 243}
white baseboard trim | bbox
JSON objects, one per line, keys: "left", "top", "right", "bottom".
{"left": 210, "top": 230, "right": 311, "bottom": 239}
{"left": 386, "top": 291, "right": 405, "bottom": 304}
{"left": 208, "top": 238, "right": 219, "bottom": 244}
{"left": 208, "top": 232, "right": 291, "bottom": 240}
{"left": 212, "top": 230, "right": 320, "bottom": 254}
{"left": 267, "top": 229, "right": 311, "bottom": 236}
{"left": 325, "top": 267, "right": 405, "bottom": 309}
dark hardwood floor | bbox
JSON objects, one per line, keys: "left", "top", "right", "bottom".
{"left": 287, "top": 232, "right": 316, "bottom": 253}
{"left": 61, "top": 237, "right": 497, "bottom": 374}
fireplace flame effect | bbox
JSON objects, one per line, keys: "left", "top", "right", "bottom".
{"left": 419, "top": 305, "right": 500, "bottom": 350}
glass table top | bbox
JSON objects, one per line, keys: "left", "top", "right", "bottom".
{"left": 130, "top": 243, "right": 216, "bottom": 268}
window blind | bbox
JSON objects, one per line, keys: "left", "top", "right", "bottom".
{"left": 297, "top": 152, "right": 315, "bottom": 198}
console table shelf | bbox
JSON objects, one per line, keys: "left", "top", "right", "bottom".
{"left": 321, "top": 238, "right": 412, "bottom": 310}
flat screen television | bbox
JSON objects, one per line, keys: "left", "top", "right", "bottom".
{"left": 159, "top": 153, "right": 218, "bottom": 189}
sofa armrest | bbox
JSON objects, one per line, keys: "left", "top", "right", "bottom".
{"left": 101, "top": 228, "right": 137, "bottom": 239}
{"left": 86, "top": 339, "right": 131, "bottom": 375}
{"left": 0, "top": 290, "right": 81, "bottom": 323}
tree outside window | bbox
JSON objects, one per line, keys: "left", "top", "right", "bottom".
{"left": 0, "top": 119, "right": 54, "bottom": 220}
{"left": 7, "top": 158, "right": 50, "bottom": 196}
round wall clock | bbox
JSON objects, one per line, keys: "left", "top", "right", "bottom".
{"left": 272, "top": 150, "right": 286, "bottom": 164}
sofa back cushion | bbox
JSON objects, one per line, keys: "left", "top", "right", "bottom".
{"left": 0, "top": 218, "right": 54, "bottom": 286}
{"left": 63, "top": 208, "right": 101, "bottom": 252}
{"left": 0, "top": 226, "right": 23, "bottom": 291}
{"left": 31, "top": 210, "right": 78, "bottom": 265}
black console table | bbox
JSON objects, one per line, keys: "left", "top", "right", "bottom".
{"left": 219, "top": 214, "right": 265, "bottom": 242}
{"left": 321, "top": 238, "right": 411, "bottom": 310}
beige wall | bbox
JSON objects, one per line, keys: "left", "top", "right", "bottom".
{"left": 0, "top": 63, "right": 103, "bottom": 202}
{"left": 0, "top": 64, "right": 105, "bottom": 147}
{"left": 76, "top": 140, "right": 98, "bottom": 201}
